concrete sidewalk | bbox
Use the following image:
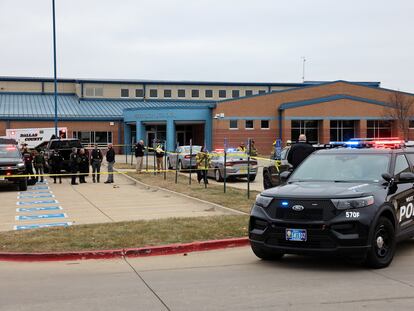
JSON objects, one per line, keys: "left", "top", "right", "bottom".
{"left": 0, "top": 171, "right": 236, "bottom": 232}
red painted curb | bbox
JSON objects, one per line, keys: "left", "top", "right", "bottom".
{"left": 0, "top": 237, "right": 249, "bottom": 262}
{"left": 124, "top": 237, "right": 250, "bottom": 258}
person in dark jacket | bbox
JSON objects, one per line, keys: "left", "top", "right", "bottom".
{"left": 90, "top": 144, "right": 103, "bottom": 183}
{"left": 134, "top": 140, "right": 145, "bottom": 173}
{"left": 69, "top": 147, "right": 79, "bottom": 185}
{"left": 78, "top": 148, "right": 89, "bottom": 183}
{"left": 104, "top": 143, "right": 116, "bottom": 184}
{"left": 33, "top": 150, "right": 46, "bottom": 182}
{"left": 155, "top": 141, "right": 165, "bottom": 173}
{"left": 287, "top": 134, "right": 314, "bottom": 169}
{"left": 49, "top": 149, "right": 63, "bottom": 184}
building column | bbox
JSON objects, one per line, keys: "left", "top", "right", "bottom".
{"left": 319, "top": 119, "right": 330, "bottom": 143}
{"left": 136, "top": 121, "right": 144, "bottom": 142}
{"left": 123, "top": 123, "right": 131, "bottom": 155}
{"left": 358, "top": 120, "right": 367, "bottom": 138}
{"left": 166, "top": 119, "right": 175, "bottom": 151}
{"left": 205, "top": 116, "right": 212, "bottom": 151}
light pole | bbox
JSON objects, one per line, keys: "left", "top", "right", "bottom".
{"left": 52, "top": 0, "right": 58, "bottom": 136}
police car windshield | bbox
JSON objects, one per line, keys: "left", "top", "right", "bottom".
{"left": 182, "top": 146, "right": 202, "bottom": 153}
{"left": 289, "top": 153, "right": 390, "bottom": 183}
{"left": 0, "top": 146, "right": 20, "bottom": 158}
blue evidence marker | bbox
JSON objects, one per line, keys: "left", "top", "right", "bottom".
{"left": 15, "top": 213, "right": 67, "bottom": 221}
{"left": 16, "top": 206, "right": 62, "bottom": 213}
{"left": 17, "top": 200, "right": 58, "bottom": 206}
{"left": 14, "top": 222, "right": 72, "bottom": 231}
{"left": 18, "top": 194, "right": 55, "bottom": 199}
{"left": 28, "top": 186, "right": 49, "bottom": 190}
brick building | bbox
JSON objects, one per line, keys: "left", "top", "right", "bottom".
{"left": 0, "top": 77, "right": 412, "bottom": 154}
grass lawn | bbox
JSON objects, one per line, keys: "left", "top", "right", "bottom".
{"left": 0, "top": 215, "right": 248, "bottom": 253}
{"left": 127, "top": 171, "right": 259, "bottom": 214}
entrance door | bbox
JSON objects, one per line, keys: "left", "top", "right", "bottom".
{"left": 146, "top": 131, "right": 156, "bottom": 149}
{"left": 176, "top": 131, "right": 186, "bottom": 146}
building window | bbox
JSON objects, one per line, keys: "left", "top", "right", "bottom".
{"left": 219, "top": 90, "right": 227, "bottom": 98}
{"left": 121, "top": 89, "right": 129, "bottom": 98}
{"left": 367, "top": 120, "right": 392, "bottom": 138}
{"left": 258, "top": 90, "right": 266, "bottom": 95}
{"left": 135, "top": 89, "right": 144, "bottom": 97}
{"left": 232, "top": 90, "right": 240, "bottom": 98}
{"left": 85, "top": 87, "right": 103, "bottom": 97}
{"left": 261, "top": 120, "right": 270, "bottom": 129}
{"left": 245, "top": 90, "right": 253, "bottom": 96}
{"left": 163, "top": 89, "right": 172, "bottom": 98}
{"left": 229, "top": 120, "right": 238, "bottom": 129}
{"left": 330, "top": 120, "right": 355, "bottom": 142}
{"left": 149, "top": 89, "right": 158, "bottom": 98}
{"left": 205, "top": 90, "right": 213, "bottom": 98}
{"left": 178, "top": 89, "right": 186, "bottom": 98}
{"left": 409, "top": 120, "right": 414, "bottom": 128}
{"left": 245, "top": 120, "right": 254, "bottom": 129}
{"left": 291, "top": 120, "right": 319, "bottom": 143}
{"left": 191, "top": 90, "right": 199, "bottom": 98}
{"left": 73, "top": 131, "right": 113, "bottom": 145}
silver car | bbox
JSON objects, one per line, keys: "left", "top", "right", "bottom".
{"left": 167, "top": 145, "right": 202, "bottom": 170}
{"left": 207, "top": 151, "right": 258, "bottom": 182}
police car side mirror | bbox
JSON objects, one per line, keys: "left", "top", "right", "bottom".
{"left": 280, "top": 171, "right": 291, "bottom": 182}
{"left": 398, "top": 172, "right": 414, "bottom": 183}
{"left": 381, "top": 173, "right": 392, "bottom": 182}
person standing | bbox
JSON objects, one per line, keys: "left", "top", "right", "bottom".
{"left": 90, "top": 144, "right": 103, "bottom": 183}
{"left": 196, "top": 146, "right": 210, "bottom": 184}
{"left": 134, "top": 140, "right": 145, "bottom": 173}
{"left": 237, "top": 142, "right": 246, "bottom": 153}
{"left": 21, "top": 145, "right": 35, "bottom": 182}
{"left": 69, "top": 147, "right": 79, "bottom": 185}
{"left": 287, "top": 134, "right": 314, "bottom": 169}
{"left": 104, "top": 143, "right": 116, "bottom": 184}
{"left": 155, "top": 141, "right": 165, "bottom": 173}
{"left": 33, "top": 150, "right": 46, "bottom": 182}
{"left": 49, "top": 149, "right": 63, "bottom": 184}
{"left": 78, "top": 148, "right": 89, "bottom": 183}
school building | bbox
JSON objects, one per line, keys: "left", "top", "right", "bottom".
{"left": 0, "top": 76, "right": 412, "bottom": 154}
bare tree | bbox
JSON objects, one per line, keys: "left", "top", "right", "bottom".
{"left": 384, "top": 91, "right": 414, "bottom": 140}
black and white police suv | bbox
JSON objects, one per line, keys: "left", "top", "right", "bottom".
{"left": 249, "top": 139, "right": 414, "bottom": 268}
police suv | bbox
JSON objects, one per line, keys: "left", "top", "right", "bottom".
{"left": 250, "top": 139, "right": 414, "bottom": 268}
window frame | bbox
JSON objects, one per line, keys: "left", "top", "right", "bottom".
{"left": 149, "top": 89, "right": 158, "bottom": 98}
{"left": 163, "top": 89, "right": 172, "bottom": 98}
{"left": 177, "top": 89, "right": 186, "bottom": 98}
{"left": 218, "top": 90, "right": 227, "bottom": 98}
{"left": 191, "top": 89, "right": 199, "bottom": 98}
{"left": 261, "top": 120, "right": 270, "bottom": 129}
{"left": 232, "top": 90, "right": 240, "bottom": 98}
{"left": 120, "top": 89, "right": 129, "bottom": 98}
{"left": 229, "top": 120, "right": 238, "bottom": 130}
{"left": 245, "top": 120, "right": 254, "bottom": 130}
{"left": 205, "top": 89, "right": 213, "bottom": 98}
{"left": 135, "top": 89, "right": 144, "bottom": 98}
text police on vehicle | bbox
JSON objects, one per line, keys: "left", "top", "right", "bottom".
{"left": 249, "top": 138, "right": 414, "bottom": 268}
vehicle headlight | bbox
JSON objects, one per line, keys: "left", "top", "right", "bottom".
{"left": 331, "top": 196, "right": 374, "bottom": 210}
{"left": 17, "top": 163, "right": 25, "bottom": 169}
{"left": 255, "top": 194, "right": 274, "bottom": 208}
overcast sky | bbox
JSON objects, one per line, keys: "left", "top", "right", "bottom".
{"left": 0, "top": 0, "right": 413, "bottom": 91}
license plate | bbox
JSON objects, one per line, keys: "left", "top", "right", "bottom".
{"left": 239, "top": 169, "right": 247, "bottom": 174}
{"left": 286, "top": 228, "right": 307, "bottom": 241}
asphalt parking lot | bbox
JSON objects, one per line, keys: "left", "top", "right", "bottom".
{"left": 0, "top": 172, "right": 235, "bottom": 232}
{"left": 1, "top": 244, "right": 414, "bottom": 310}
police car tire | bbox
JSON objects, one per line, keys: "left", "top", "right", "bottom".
{"left": 19, "top": 179, "right": 27, "bottom": 191}
{"left": 251, "top": 243, "right": 284, "bottom": 260}
{"left": 248, "top": 175, "right": 256, "bottom": 182}
{"left": 263, "top": 171, "right": 272, "bottom": 189}
{"left": 365, "top": 217, "right": 396, "bottom": 269}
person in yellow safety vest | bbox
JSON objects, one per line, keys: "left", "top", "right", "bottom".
{"left": 237, "top": 142, "right": 246, "bottom": 153}
{"left": 196, "top": 146, "right": 210, "bottom": 184}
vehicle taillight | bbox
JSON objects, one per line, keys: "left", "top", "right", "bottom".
{"left": 184, "top": 155, "right": 191, "bottom": 159}
{"left": 225, "top": 162, "right": 234, "bottom": 166}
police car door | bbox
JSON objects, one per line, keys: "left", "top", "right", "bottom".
{"left": 391, "top": 154, "right": 414, "bottom": 238}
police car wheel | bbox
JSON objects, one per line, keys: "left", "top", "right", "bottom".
{"left": 215, "top": 169, "right": 223, "bottom": 182}
{"left": 248, "top": 175, "right": 256, "bottom": 182}
{"left": 251, "top": 243, "right": 284, "bottom": 260}
{"left": 263, "top": 171, "right": 272, "bottom": 189}
{"left": 365, "top": 217, "right": 396, "bottom": 269}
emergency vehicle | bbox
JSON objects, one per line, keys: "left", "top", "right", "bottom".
{"left": 5, "top": 127, "right": 67, "bottom": 149}
{"left": 250, "top": 138, "right": 414, "bottom": 268}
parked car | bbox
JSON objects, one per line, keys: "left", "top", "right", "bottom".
{"left": 263, "top": 146, "right": 292, "bottom": 189}
{"left": 167, "top": 145, "right": 202, "bottom": 170}
{"left": 207, "top": 150, "right": 258, "bottom": 182}
{"left": 0, "top": 139, "right": 28, "bottom": 191}
{"left": 44, "top": 138, "right": 83, "bottom": 172}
